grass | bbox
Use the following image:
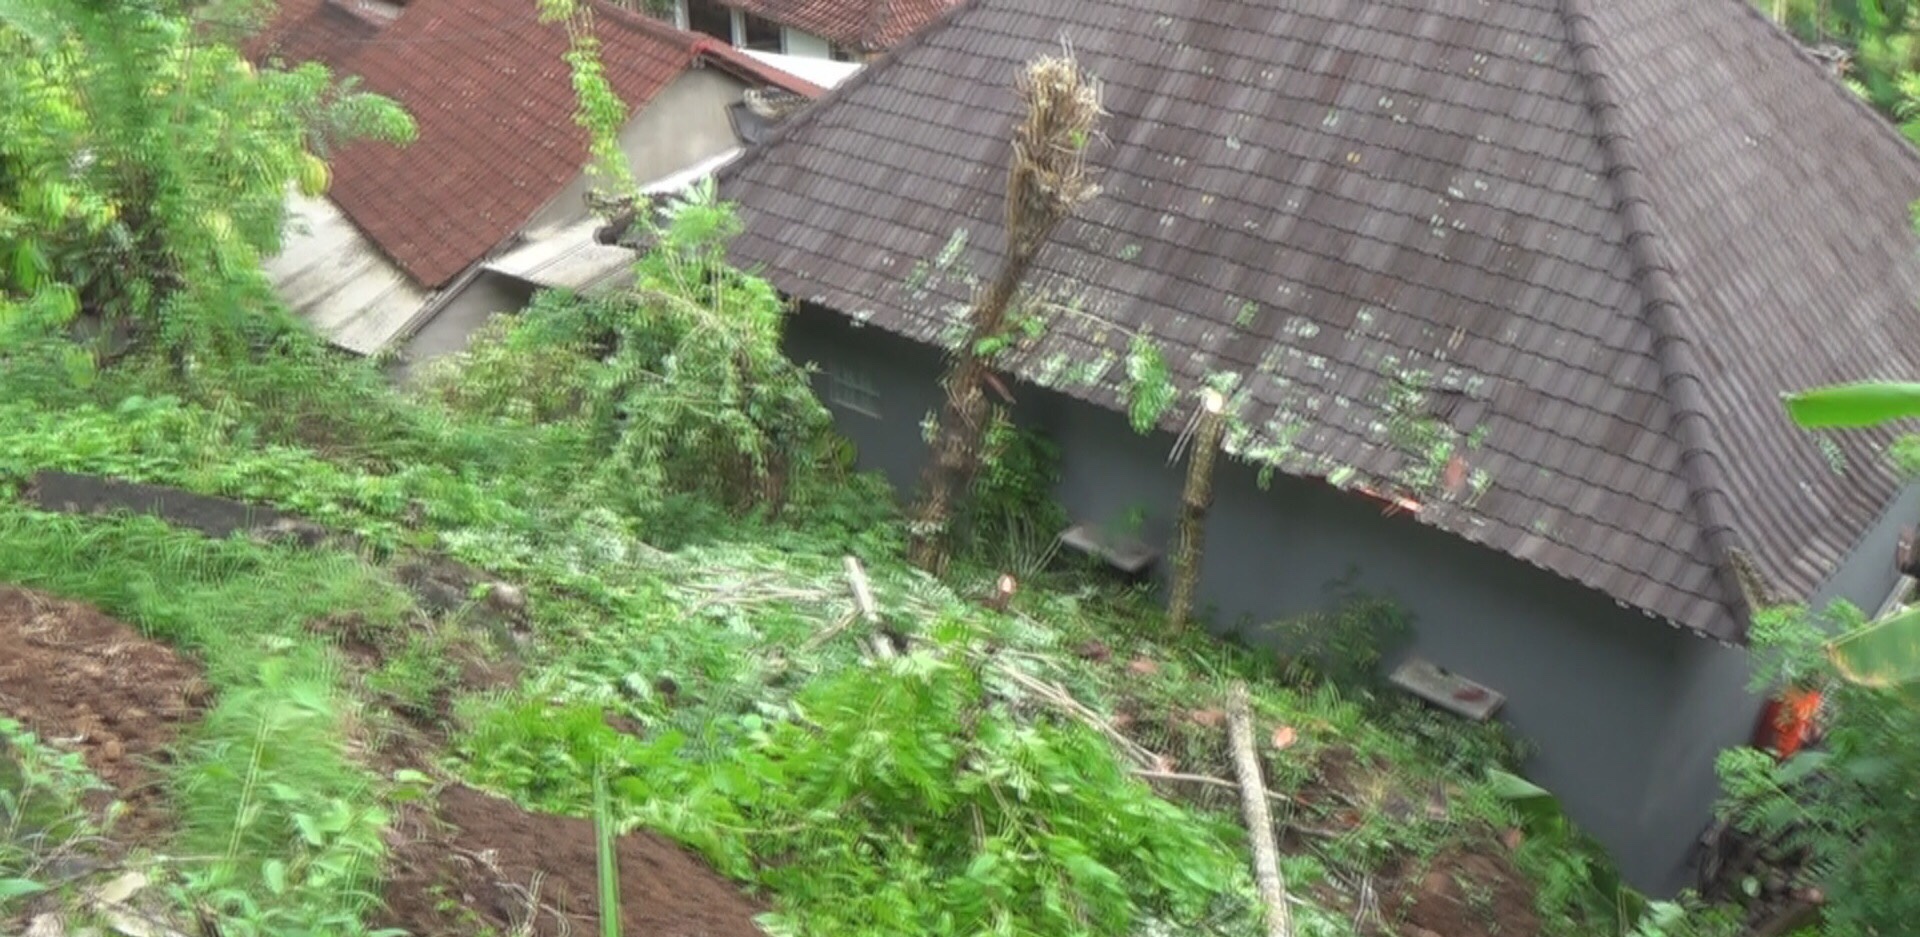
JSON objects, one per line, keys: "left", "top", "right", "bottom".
{"left": 0, "top": 506, "right": 414, "bottom": 934}
{"left": 0, "top": 716, "right": 109, "bottom": 914}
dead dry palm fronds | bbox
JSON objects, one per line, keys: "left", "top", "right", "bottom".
{"left": 1004, "top": 49, "right": 1104, "bottom": 257}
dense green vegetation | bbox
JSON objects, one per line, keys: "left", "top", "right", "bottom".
{"left": 1768, "top": 0, "right": 1920, "bottom": 140}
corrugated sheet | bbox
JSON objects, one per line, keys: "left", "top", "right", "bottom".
{"left": 485, "top": 148, "right": 748, "bottom": 292}
{"left": 265, "top": 193, "right": 430, "bottom": 355}
{"left": 483, "top": 217, "right": 632, "bottom": 293}
{"left": 716, "top": 0, "right": 1920, "bottom": 643}
{"left": 741, "top": 50, "right": 864, "bottom": 88}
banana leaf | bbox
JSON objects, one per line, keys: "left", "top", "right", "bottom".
{"left": 1828, "top": 604, "right": 1920, "bottom": 691}
{"left": 1783, "top": 382, "right": 1920, "bottom": 428}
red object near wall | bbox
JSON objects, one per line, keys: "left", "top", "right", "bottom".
{"left": 1754, "top": 688, "right": 1824, "bottom": 758}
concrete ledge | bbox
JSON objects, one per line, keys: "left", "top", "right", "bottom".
{"left": 25, "top": 470, "right": 316, "bottom": 542}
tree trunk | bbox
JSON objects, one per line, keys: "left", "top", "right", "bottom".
{"left": 1226, "top": 681, "right": 1294, "bottom": 937}
{"left": 1750, "top": 898, "right": 1821, "bottom": 937}
{"left": 903, "top": 53, "right": 1101, "bottom": 575}
{"left": 906, "top": 263, "right": 1035, "bottom": 575}
{"left": 1168, "top": 391, "right": 1227, "bottom": 631}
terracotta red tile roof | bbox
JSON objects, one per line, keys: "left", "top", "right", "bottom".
{"left": 716, "top": 0, "right": 1920, "bottom": 644}
{"left": 244, "top": 0, "right": 383, "bottom": 70}
{"left": 729, "top": 0, "right": 959, "bottom": 51}
{"left": 251, "top": 0, "right": 820, "bottom": 288}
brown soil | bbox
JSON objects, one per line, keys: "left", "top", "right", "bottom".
{"left": 1397, "top": 848, "right": 1543, "bottom": 937}
{"left": 0, "top": 587, "right": 209, "bottom": 841}
{"left": 305, "top": 610, "right": 521, "bottom": 767}
{"left": 374, "top": 785, "right": 769, "bottom": 937}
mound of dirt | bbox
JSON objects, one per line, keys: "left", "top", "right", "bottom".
{"left": 376, "top": 785, "right": 768, "bottom": 937}
{"left": 0, "top": 587, "right": 209, "bottom": 841}
{"left": 1400, "top": 849, "right": 1543, "bottom": 937}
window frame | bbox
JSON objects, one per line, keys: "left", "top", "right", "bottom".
{"left": 826, "top": 362, "right": 883, "bottom": 418}
{"left": 678, "top": 0, "right": 734, "bottom": 43}
{"left": 736, "top": 9, "right": 785, "bottom": 52}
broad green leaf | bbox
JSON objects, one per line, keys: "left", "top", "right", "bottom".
{"left": 592, "top": 770, "right": 622, "bottom": 937}
{"left": 1485, "top": 768, "right": 1550, "bottom": 802}
{"left": 261, "top": 859, "right": 287, "bottom": 895}
{"left": 1783, "top": 382, "right": 1920, "bottom": 428}
{"left": 1487, "top": 768, "right": 1562, "bottom": 828}
{"left": 0, "top": 878, "right": 47, "bottom": 901}
{"left": 293, "top": 812, "right": 325, "bottom": 846}
{"left": 1828, "top": 604, "right": 1920, "bottom": 689}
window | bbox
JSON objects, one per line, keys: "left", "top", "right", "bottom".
{"left": 827, "top": 364, "right": 882, "bottom": 417}
{"left": 829, "top": 42, "right": 858, "bottom": 62}
{"left": 739, "top": 10, "right": 784, "bottom": 52}
{"left": 680, "top": 0, "right": 732, "bottom": 42}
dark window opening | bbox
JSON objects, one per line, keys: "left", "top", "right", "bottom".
{"left": 827, "top": 364, "right": 881, "bottom": 417}
{"left": 829, "top": 42, "right": 858, "bottom": 62}
{"left": 740, "top": 11, "right": 783, "bottom": 51}
{"left": 683, "top": 0, "right": 731, "bottom": 41}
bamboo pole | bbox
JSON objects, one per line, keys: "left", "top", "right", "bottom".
{"left": 1226, "top": 681, "right": 1293, "bottom": 937}
{"left": 1169, "top": 389, "right": 1228, "bottom": 630}
{"left": 844, "top": 555, "right": 879, "bottom": 625}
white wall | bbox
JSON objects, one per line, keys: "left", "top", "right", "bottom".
{"left": 782, "top": 28, "right": 832, "bottom": 59}
{"left": 526, "top": 68, "right": 748, "bottom": 234}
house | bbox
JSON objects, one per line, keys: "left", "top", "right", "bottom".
{"left": 694, "top": 0, "right": 1920, "bottom": 894}
{"left": 246, "top": 0, "right": 824, "bottom": 374}
{"left": 669, "top": 0, "right": 957, "bottom": 61}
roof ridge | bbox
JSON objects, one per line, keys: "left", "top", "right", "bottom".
{"left": 1558, "top": 0, "right": 1755, "bottom": 635}
{"left": 714, "top": 0, "right": 981, "bottom": 192}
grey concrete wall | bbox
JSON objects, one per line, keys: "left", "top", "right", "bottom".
{"left": 780, "top": 307, "right": 1776, "bottom": 895}
{"left": 529, "top": 69, "right": 748, "bottom": 233}
{"left": 1809, "top": 480, "right": 1920, "bottom": 616}
{"left": 1041, "top": 394, "right": 1733, "bottom": 894}
{"left": 783, "top": 305, "right": 950, "bottom": 492}
{"left": 390, "top": 271, "right": 536, "bottom": 384}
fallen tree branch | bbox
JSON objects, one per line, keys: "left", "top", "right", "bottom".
{"left": 840, "top": 556, "right": 899, "bottom": 660}
{"left": 993, "top": 663, "right": 1161, "bottom": 768}
{"left": 1134, "top": 768, "right": 1296, "bottom": 805}
{"left": 800, "top": 609, "right": 861, "bottom": 654}
{"left": 843, "top": 556, "right": 879, "bottom": 625}
{"left": 1227, "top": 681, "right": 1294, "bottom": 937}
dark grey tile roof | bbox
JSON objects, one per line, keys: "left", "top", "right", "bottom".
{"left": 715, "top": 0, "right": 1920, "bottom": 643}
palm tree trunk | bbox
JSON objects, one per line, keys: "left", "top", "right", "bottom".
{"left": 1168, "top": 390, "right": 1227, "bottom": 630}
{"left": 904, "top": 54, "right": 1101, "bottom": 574}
